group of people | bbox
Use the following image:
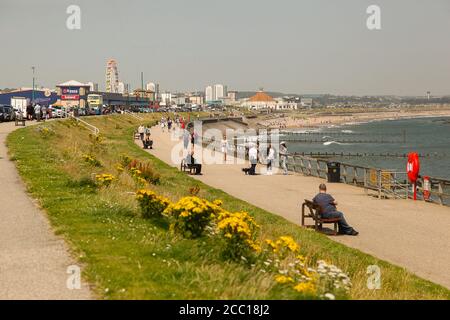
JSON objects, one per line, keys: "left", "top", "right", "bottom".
{"left": 137, "top": 125, "right": 153, "bottom": 149}
{"left": 160, "top": 116, "right": 187, "bottom": 133}
{"left": 242, "top": 141, "right": 289, "bottom": 176}
{"left": 25, "top": 104, "right": 49, "bottom": 121}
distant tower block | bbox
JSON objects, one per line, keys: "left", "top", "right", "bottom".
{"left": 106, "top": 59, "right": 119, "bottom": 93}
{"left": 427, "top": 91, "right": 431, "bottom": 100}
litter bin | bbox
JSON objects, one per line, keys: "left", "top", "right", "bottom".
{"left": 327, "top": 162, "right": 341, "bottom": 183}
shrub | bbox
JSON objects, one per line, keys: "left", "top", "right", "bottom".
{"left": 136, "top": 189, "right": 171, "bottom": 219}
{"left": 120, "top": 153, "right": 133, "bottom": 167}
{"left": 189, "top": 185, "right": 201, "bottom": 196}
{"left": 163, "top": 196, "right": 220, "bottom": 238}
{"left": 82, "top": 154, "right": 102, "bottom": 167}
{"left": 95, "top": 173, "right": 116, "bottom": 187}
{"left": 265, "top": 236, "right": 300, "bottom": 259}
{"left": 128, "top": 160, "right": 161, "bottom": 185}
{"left": 216, "top": 211, "right": 260, "bottom": 262}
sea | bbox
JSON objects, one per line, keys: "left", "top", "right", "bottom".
{"left": 282, "top": 116, "right": 450, "bottom": 180}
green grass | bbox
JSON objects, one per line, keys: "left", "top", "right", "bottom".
{"left": 6, "top": 114, "right": 450, "bottom": 300}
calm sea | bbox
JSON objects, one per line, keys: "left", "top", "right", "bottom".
{"left": 284, "top": 117, "right": 450, "bottom": 180}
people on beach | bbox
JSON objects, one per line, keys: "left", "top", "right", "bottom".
{"left": 279, "top": 141, "right": 289, "bottom": 175}
{"left": 312, "top": 184, "right": 359, "bottom": 236}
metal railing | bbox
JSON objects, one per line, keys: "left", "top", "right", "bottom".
{"left": 123, "top": 110, "right": 144, "bottom": 121}
{"left": 61, "top": 108, "right": 100, "bottom": 135}
{"left": 415, "top": 176, "right": 450, "bottom": 205}
{"left": 286, "top": 155, "right": 409, "bottom": 200}
{"left": 199, "top": 133, "right": 449, "bottom": 205}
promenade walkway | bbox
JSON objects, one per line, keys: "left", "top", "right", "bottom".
{"left": 0, "top": 122, "right": 92, "bottom": 299}
{"left": 141, "top": 126, "right": 450, "bottom": 289}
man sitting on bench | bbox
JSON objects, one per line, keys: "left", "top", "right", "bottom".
{"left": 143, "top": 136, "right": 153, "bottom": 149}
{"left": 312, "top": 184, "right": 359, "bottom": 236}
{"left": 186, "top": 151, "right": 202, "bottom": 175}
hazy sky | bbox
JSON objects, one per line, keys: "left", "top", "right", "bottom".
{"left": 1, "top": 0, "right": 450, "bottom": 95}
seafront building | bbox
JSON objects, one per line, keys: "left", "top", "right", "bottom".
{"left": 205, "top": 84, "right": 228, "bottom": 103}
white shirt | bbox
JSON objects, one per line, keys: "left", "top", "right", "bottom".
{"left": 249, "top": 147, "right": 258, "bottom": 164}
{"left": 267, "top": 148, "right": 275, "bottom": 161}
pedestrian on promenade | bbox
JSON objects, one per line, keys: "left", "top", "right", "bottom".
{"left": 279, "top": 141, "right": 289, "bottom": 175}
{"left": 138, "top": 125, "right": 145, "bottom": 140}
{"left": 168, "top": 118, "right": 173, "bottom": 131}
{"left": 34, "top": 104, "right": 41, "bottom": 122}
{"left": 312, "top": 184, "right": 359, "bottom": 236}
{"left": 161, "top": 120, "right": 165, "bottom": 132}
{"left": 183, "top": 129, "right": 190, "bottom": 152}
{"left": 27, "top": 104, "right": 33, "bottom": 120}
{"left": 144, "top": 126, "right": 151, "bottom": 140}
{"left": 266, "top": 144, "right": 275, "bottom": 175}
{"left": 248, "top": 143, "right": 258, "bottom": 175}
{"left": 221, "top": 135, "right": 229, "bottom": 162}
{"left": 41, "top": 105, "right": 47, "bottom": 121}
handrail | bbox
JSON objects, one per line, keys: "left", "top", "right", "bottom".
{"left": 123, "top": 110, "right": 144, "bottom": 121}
{"left": 61, "top": 108, "right": 100, "bottom": 135}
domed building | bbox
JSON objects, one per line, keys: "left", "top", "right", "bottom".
{"left": 241, "top": 90, "right": 276, "bottom": 110}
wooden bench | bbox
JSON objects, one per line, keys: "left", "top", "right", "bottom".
{"left": 180, "top": 159, "right": 195, "bottom": 174}
{"left": 15, "top": 118, "right": 26, "bottom": 126}
{"left": 301, "top": 200, "right": 340, "bottom": 235}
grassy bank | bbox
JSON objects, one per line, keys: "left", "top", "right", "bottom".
{"left": 6, "top": 114, "right": 450, "bottom": 300}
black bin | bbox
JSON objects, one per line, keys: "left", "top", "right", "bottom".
{"left": 327, "top": 162, "right": 341, "bottom": 183}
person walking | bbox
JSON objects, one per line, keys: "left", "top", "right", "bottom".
{"left": 266, "top": 144, "right": 275, "bottom": 175}
{"left": 41, "top": 105, "right": 47, "bottom": 121}
{"left": 221, "top": 135, "right": 229, "bottom": 162}
{"left": 160, "top": 120, "right": 165, "bottom": 132}
{"left": 138, "top": 125, "right": 145, "bottom": 140}
{"left": 34, "top": 104, "right": 41, "bottom": 121}
{"left": 144, "top": 126, "right": 151, "bottom": 140}
{"left": 183, "top": 129, "right": 190, "bottom": 152}
{"left": 27, "top": 104, "right": 33, "bottom": 120}
{"left": 279, "top": 141, "right": 289, "bottom": 175}
{"left": 248, "top": 143, "right": 258, "bottom": 175}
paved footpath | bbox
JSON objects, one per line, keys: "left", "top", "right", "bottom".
{"left": 142, "top": 126, "right": 450, "bottom": 289}
{"left": 0, "top": 122, "right": 92, "bottom": 299}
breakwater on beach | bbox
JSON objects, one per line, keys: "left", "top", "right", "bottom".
{"left": 284, "top": 117, "right": 450, "bottom": 180}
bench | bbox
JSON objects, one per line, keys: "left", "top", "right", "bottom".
{"left": 180, "top": 159, "right": 195, "bottom": 174}
{"left": 301, "top": 200, "right": 340, "bottom": 235}
{"left": 143, "top": 139, "right": 153, "bottom": 149}
{"left": 15, "top": 118, "right": 26, "bottom": 126}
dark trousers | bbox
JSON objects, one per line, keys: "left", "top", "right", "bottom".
{"left": 192, "top": 164, "right": 202, "bottom": 175}
{"left": 249, "top": 163, "right": 257, "bottom": 175}
{"left": 321, "top": 211, "right": 353, "bottom": 234}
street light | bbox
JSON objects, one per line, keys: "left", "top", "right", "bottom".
{"left": 31, "top": 66, "right": 35, "bottom": 105}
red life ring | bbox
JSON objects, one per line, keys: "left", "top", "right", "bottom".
{"left": 407, "top": 152, "right": 420, "bottom": 183}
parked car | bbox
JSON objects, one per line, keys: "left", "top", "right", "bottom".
{"left": 0, "top": 105, "right": 15, "bottom": 122}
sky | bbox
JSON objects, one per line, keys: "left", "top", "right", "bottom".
{"left": 1, "top": 0, "right": 450, "bottom": 96}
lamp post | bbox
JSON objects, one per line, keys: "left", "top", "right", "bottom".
{"left": 31, "top": 66, "right": 35, "bottom": 105}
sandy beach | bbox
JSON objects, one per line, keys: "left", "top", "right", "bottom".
{"left": 256, "top": 109, "right": 450, "bottom": 129}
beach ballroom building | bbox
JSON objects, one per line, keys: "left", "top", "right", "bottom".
{"left": 241, "top": 90, "right": 277, "bottom": 110}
